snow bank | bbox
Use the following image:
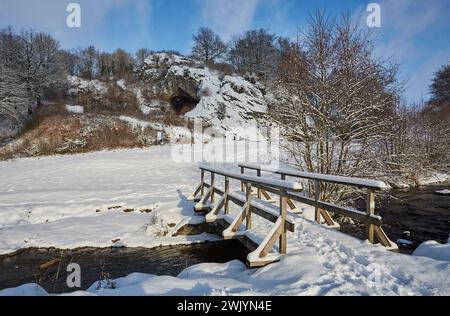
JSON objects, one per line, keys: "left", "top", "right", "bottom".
{"left": 65, "top": 105, "right": 84, "bottom": 114}
{"left": 119, "top": 115, "right": 152, "bottom": 130}
{"left": 435, "top": 189, "right": 450, "bottom": 195}
{"left": 67, "top": 75, "right": 107, "bottom": 95}
{"left": 418, "top": 172, "right": 450, "bottom": 186}
{"left": 0, "top": 284, "right": 48, "bottom": 296}
{"left": 119, "top": 116, "right": 191, "bottom": 143}
{"left": 116, "top": 79, "right": 126, "bottom": 90}
{"left": 413, "top": 238, "right": 450, "bottom": 262}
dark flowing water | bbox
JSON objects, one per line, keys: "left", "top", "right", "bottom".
{"left": 380, "top": 185, "right": 450, "bottom": 251}
{"left": 342, "top": 184, "right": 450, "bottom": 253}
{"left": 0, "top": 240, "right": 248, "bottom": 294}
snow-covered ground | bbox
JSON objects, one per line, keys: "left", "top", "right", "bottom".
{"left": 0, "top": 146, "right": 449, "bottom": 296}
{"left": 413, "top": 237, "right": 450, "bottom": 262}
{"left": 418, "top": 172, "right": 450, "bottom": 186}
{"left": 0, "top": 146, "right": 212, "bottom": 254}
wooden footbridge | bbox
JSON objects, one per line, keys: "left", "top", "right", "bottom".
{"left": 188, "top": 163, "right": 396, "bottom": 268}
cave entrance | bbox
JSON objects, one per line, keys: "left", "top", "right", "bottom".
{"left": 170, "top": 94, "right": 198, "bottom": 115}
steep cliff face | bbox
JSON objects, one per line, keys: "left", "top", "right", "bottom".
{"left": 139, "top": 53, "right": 267, "bottom": 134}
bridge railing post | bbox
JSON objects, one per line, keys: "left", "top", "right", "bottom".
{"left": 279, "top": 189, "right": 287, "bottom": 254}
{"left": 257, "top": 169, "right": 262, "bottom": 199}
{"left": 224, "top": 177, "right": 230, "bottom": 214}
{"left": 314, "top": 180, "right": 321, "bottom": 224}
{"left": 200, "top": 170, "right": 205, "bottom": 195}
{"left": 245, "top": 182, "right": 252, "bottom": 229}
{"left": 210, "top": 172, "right": 215, "bottom": 204}
{"left": 366, "top": 189, "right": 375, "bottom": 244}
{"left": 240, "top": 166, "right": 245, "bottom": 191}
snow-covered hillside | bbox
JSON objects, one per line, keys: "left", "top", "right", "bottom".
{"left": 64, "top": 53, "right": 268, "bottom": 140}
{"left": 0, "top": 146, "right": 449, "bottom": 296}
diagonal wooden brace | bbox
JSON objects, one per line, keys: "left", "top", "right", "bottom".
{"left": 194, "top": 188, "right": 211, "bottom": 211}
{"left": 188, "top": 183, "right": 202, "bottom": 201}
{"left": 205, "top": 196, "right": 225, "bottom": 222}
{"left": 223, "top": 202, "right": 250, "bottom": 240}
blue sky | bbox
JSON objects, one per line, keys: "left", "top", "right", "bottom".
{"left": 0, "top": 0, "right": 449, "bottom": 103}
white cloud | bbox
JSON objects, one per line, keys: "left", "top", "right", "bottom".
{"left": 198, "top": 0, "right": 261, "bottom": 39}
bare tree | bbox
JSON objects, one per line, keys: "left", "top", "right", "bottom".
{"left": 228, "top": 29, "right": 280, "bottom": 80}
{"left": 192, "top": 27, "right": 228, "bottom": 63}
{"left": 97, "top": 52, "right": 113, "bottom": 78}
{"left": 61, "top": 49, "right": 79, "bottom": 76}
{"left": 111, "top": 48, "right": 134, "bottom": 78}
{"left": 269, "top": 11, "right": 403, "bottom": 200}
{"left": 0, "top": 63, "right": 30, "bottom": 121}
{"left": 77, "top": 46, "right": 98, "bottom": 80}
{"left": 135, "top": 48, "right": 152, "bottom": 68}
{"left": 1, "top": 29, "right": 66, "bottom": 106}
{"left": 428, "top": 63, "right": 450, "bottom": 118}
{"left": 380, "top": 101, "right": 450, "bottom": 183}
{"left": 0, "top": 27, "right": 67, "bottom": 121}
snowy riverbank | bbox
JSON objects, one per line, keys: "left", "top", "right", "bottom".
{"left": 0, "top": 146, "right": 215, "bottom": 254}
{"left": 1, "top": 146, "right": 449, "bottom": 295}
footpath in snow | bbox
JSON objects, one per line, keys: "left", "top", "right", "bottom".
{"left": 0, "top": 146, "right": 449, "bottom": 295}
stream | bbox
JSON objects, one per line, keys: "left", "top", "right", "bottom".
{"left": 342, "top": 184, "right": 450, "bottom": 253}
{"left": 0, "top": 240, "right": 248, "bottom": 294}
{"left": 380, "top": 184, "right": 450, "bottom": 251}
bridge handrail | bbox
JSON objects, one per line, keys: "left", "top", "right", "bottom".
{"left": 238, "top": 163, "right": 389, "bottom": 191}
{"left": 200, "top": 165, "right": 303, "bottom": 192}
{"left": 236, "top": 163, "right": 394, "bottom": 247}
{"left": 191, "top": 163, "right": 395, "bottom": 259}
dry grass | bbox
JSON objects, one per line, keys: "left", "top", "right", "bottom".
{"left": 0, "top": 79, "right": 192, "bottom": 160}
{"left": 0, "top": 108, "right": 156, "bottom": 160}
{"left": 148, "top": 105, "right": 188, "bottom": 127}
{"left": 77, "top": 82, "right": 140, "bottom": 116}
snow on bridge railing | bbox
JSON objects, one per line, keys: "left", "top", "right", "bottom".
{"left": 238, "top": 163, "right": 396, "bottom": 249}
{"left": 238, "top": 163, "right": 389, "bottom": 191}
{"left": 199, "top": 165, "right": 303, "bottom": 192}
